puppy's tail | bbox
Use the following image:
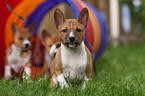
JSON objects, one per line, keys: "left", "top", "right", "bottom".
{"left": 49, "top": 42, "right": 61, "bottom": 57}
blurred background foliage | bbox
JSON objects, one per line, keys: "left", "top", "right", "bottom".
{"left": 119, "top": 0, "right": 145, "bottom": 32}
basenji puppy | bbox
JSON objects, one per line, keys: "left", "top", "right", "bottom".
{"left": 30, "top": 36, "right": 45, "bottom": 80}
{"left": 50, "top": 8, "right": 92, "bottom": 89}
{"left": 4, "top": 23, "right": 35, "bottom": 80}
{"left": 42, "top": 30, "right": 60, "bottom": 77}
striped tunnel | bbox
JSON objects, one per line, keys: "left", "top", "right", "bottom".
{"left": 0, "top": 0, "right": 108, "bottom": 77}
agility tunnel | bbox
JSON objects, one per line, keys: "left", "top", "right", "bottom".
{"left": 0, "top": 0, "right": 108, "bottom": 78}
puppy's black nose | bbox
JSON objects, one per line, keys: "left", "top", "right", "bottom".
{"left": 25, "top": 44, "right": 29, "bottom": 48}
{"left": 69, "top": 36, "right": 75, "bottom": 42}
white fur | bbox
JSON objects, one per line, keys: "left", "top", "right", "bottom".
{"left": 49, "top": 45, "right": 56, "bottom": 57}
{"left": 82, "top": 75, "right": 90, "bottom": 89}
{"left": 4, "top": 65, "right": 11, "bottom": 78}
{"left": 23, "top": 39, "right": 30, "bottom": 47}
{"left": 61, "top": 41, "right": 87, "bottom": 82}
{"left": 54, "top": 49, "right": 58, "bottom": 54}
{"left": 45, "top": 49, "right": 53, "bottom": 67}
{"left": 68, "top": 44, "right": 76, "bottom": 48}
{"left": 57, "top": 73, "right": 68, "bottom": 89}
{"left": 24, "top": 67, "right": 31, "bottom": 77}
{"left": 53, "top": 78, "right": 58, "bottom": 84}
{"left": 7, "top": 44, "right": 31, "bottom": 73}
{"left": 69, "top": 31, "right": 75, "bottom": 37}
{"left": 69, "top": 22, "right": 75, "bottom": 37}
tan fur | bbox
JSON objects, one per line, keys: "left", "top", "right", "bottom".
{"left": 5, "top": 23, "right": 34, "bottom": 79}
{"left": 5, "top": 47, "right": 12, "bottom": 65}
{"left": 42, "top": 30, "right": 60, "bottom": 76}
{"left": 51, "top": 74, "right": 57, "bottom": 88}
{"left": 25, "top": 61, "right": 31, "bottom": 68}
{"left": 14, "top": 29, "right": 32, "bottom": 49}
{"left": 50, "top": 47, "right": 62, "bottom": 87}
{"left": 44, "top": 34, "right": 59, "bottom": 52}
{"left": 6, "top": 34, "right": 32, "bottom": 66}
{"left": 50, "top": 8, "right": 92, "bottom": 88}
{"left": 85, "top": 47, "right": 92, "bottom": 78}
{"left": 5, "top": 45, "right": 31, "bottom": 67}
{"left": 21, "top": 51, "right": 29, "bottom": 58}
{"left": 58, "top": 19, "right": 85, "bottom": 48}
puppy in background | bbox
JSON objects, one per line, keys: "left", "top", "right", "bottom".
{"left": 41, "top": 30, "right": 60, "bottom": 77}
{"left": 30, "top": 36, "right": 45, "bottom": 80}
{"left": 4, "top": 23, "right": 35, "bottom": 79}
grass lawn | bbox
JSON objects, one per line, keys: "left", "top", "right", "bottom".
{"left": 0, "top": 43, "right": 145, "bottom": 96}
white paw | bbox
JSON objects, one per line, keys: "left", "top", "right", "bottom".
{"left": 52, "top": 78, "right": 58, "bottom": 84}
{"left": 57, "top": 74, "right": 68, "bottom": 89}
{"left": 4, "top": 65, "right": 11, "bottom": 78}
{"left": 22, "top": 76, "right": 28, "bottom": 79}
{"left": 60, "top": 83, "right": 69, "bottom": 90}
{"left": 49, "top": 45, "right": 56, "bottom": 57}
{"left": 24, "top": 67, "right": 31, "bottom": 77}
{"left": 82, "top": 83, "right": 86, "bottom": 90}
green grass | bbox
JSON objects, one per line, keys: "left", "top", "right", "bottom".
{"left": 0, "top": 43, "right": 145, "bottom": 96}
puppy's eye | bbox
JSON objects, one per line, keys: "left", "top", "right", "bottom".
{"left": 19, "top": 37, "right": 23, "bottom": 40}
{"left": 76, "top": 28, "right": 82, "bottom": 32}
{"left": 49, "top": 45, "right": 52, "bottom": 47}
{"left": 28, "top": 37, "right": 31, "bottom": 41}
{"left": 61, "top": 29, "right": 67, "bottom": 33}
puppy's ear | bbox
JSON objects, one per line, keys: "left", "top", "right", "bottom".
{"left": 54, "top": 9, "right": 66, "bottom": 29}
{"left": 12, "top": 23, "right": 18, "bottom": 35}
{"left": 77, "top": 8, "right": 89, "bottom": 28}
{"left": 28, "top": 23, "right": 35, "bottom": 34}
{"left": 42, "top": 30, "right": 51, "bottom": 41}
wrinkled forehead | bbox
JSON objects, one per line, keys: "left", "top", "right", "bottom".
{"left": 60, "top": 19, "right": 84, "bottom": 29}
{"left": 15, "top": 29, "right": 32, "bottom": 37}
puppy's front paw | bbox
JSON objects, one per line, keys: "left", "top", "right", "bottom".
{"left": 3, "top": 76, "right": 10, "bottom": 81}
{"left": 60, "top": 83, "right": 68, "bottom": 89}
{"left": 82, "top": 76, "right": 90, "bottom": 89}
{"left": 4, "top": 65, "right": 11, "bottom": 79}
{"left": 22, "top": 76, "right": 28, "bottom": 80}
{"left": 24, "top": 67, "right": 31, "bottom": 77}
{"left": 22, "top": 72, "right": 29, "bottom": 80}
{"left": 82, "top": 82, "right": 86, "bottom": 90}
{"left": 57, "top": 74, "right": 68, "bottom": 89}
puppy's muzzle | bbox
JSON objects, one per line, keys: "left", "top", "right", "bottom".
{"left": 23, "top": 39, "right": 30, "bottom": 48}
{"left": 25, "top": 44, "right": 29, "bottom": 48}
{"left": 69, "top": 36, "right": 76, "bottom": 42}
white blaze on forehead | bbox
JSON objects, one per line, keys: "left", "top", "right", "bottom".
{"left": 69, "top": 22, "right": 75, "bottom": 37}
{"left": 23, "top": 39, "right": 30, "bottom": 46}
{"left": 69, "top": 31, "right": 75, "bottom": 37}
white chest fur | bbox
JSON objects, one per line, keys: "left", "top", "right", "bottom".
{"left": 45, "top": 49, "right": 53, "bottom": 67}
{"left": 61, "top": 42, "right": 87, "bottom": 81}
{"left": 7, "top": 44, "right": 31, "bottom": 73}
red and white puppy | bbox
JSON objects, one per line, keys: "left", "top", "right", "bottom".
{"left": 42, "top": 30, "right": 60, "bottom": 77}
{"left": 4, "top": 23, "right": 35, "bottom": 79}
{"left": 50, "top": 8, "right": 92, "bottom": 89}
